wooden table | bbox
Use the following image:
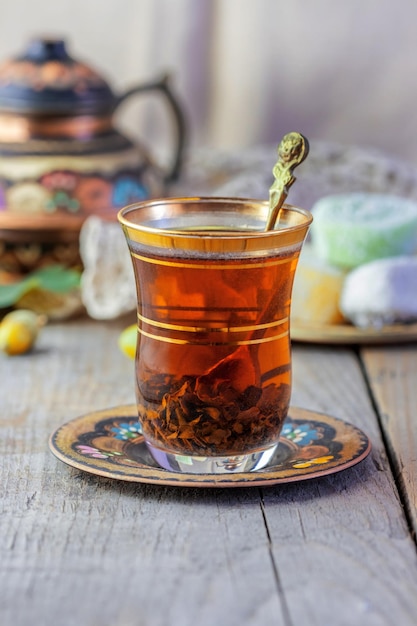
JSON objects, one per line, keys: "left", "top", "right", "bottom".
{"left": 3, "top": 141, "right": 417, "bottom": 625}
{"left": 1, "top": 314, "right": 417, "bottom": 626}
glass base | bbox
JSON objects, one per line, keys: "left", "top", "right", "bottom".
{"left": 146, "top": 442, "right": 278, "bottom": 474}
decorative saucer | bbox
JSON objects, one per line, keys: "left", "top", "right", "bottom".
{"left": 49, "top": 405, "right": 371, "bottom": 488}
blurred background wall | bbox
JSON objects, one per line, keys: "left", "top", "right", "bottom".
{"left": 0, "top": 0, "right": 416, "bottom": 165}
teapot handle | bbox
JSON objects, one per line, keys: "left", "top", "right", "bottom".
{"left": 115, "top": 73, "right": 186, "bottom": 183}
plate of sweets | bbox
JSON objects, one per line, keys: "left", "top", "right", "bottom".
{"left": 290, "top": 192, "right": 417, "bottom": 345}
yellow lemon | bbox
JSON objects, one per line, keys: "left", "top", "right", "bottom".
{"left": 0, "top": 309, "right": 46, "bottom": 356}
{"left": 118, "top": 324, "right": 137, "bottom": 359}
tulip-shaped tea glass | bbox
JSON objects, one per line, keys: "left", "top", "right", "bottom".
{"left": 118, "top": 197, "right": 312, "bottom": 474}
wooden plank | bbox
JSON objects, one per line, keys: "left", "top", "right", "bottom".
{"left": 360, "top": 344, "right": 417, "bottom": 537}
{"left": 261, "top": 345, "right": 417, "bottom": 626}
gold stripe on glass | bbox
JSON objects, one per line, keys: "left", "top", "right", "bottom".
{"left": 131, "top": 251, "right": 295, "bottom": 270}
{"left": 137, "top": 311, "right": 288, "bottom": 334}
{"left": 138, "top": 326, "right": 288, "bottom": 346}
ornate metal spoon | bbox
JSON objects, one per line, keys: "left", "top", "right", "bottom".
{"left": 265, "top": 132, "right": 309, "bottom": 230}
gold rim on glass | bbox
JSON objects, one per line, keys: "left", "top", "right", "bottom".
{"left": 117, "top": 196, "right": 313, "bottom": 254}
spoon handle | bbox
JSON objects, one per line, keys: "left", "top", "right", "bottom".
{"left": 265, "top": 132, "right": 309, "bottom": 230}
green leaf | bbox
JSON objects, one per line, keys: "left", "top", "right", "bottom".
{"left": 0, "top": 277, "right": 40, "bottom": 308}
{"left": 0, "top": 264, "right": 82, "bottom": 308}
{"left": 30, "top": 265, "right": 81, "bottom": 293}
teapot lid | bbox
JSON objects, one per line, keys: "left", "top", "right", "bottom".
{"left": 0, "top": 38, "right": 116, "bottom": 116}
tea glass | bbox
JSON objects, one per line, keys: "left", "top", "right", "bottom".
{"left": 118, "top": 197, "right": 312, "bottom": 474}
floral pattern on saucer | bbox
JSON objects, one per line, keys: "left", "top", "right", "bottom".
{"left": 48, "top": 405, "right": 371, "bottom": 487}
{"left": 71, "top": 414, "right": 343, "bottom": 473}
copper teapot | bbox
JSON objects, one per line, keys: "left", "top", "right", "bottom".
{"left": 0, "top": 37, "right": 186, "bottom": 272}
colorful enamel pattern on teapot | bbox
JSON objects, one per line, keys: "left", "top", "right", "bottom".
{"left": 0, "top": 38, "right": 186, "bottom": 272}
